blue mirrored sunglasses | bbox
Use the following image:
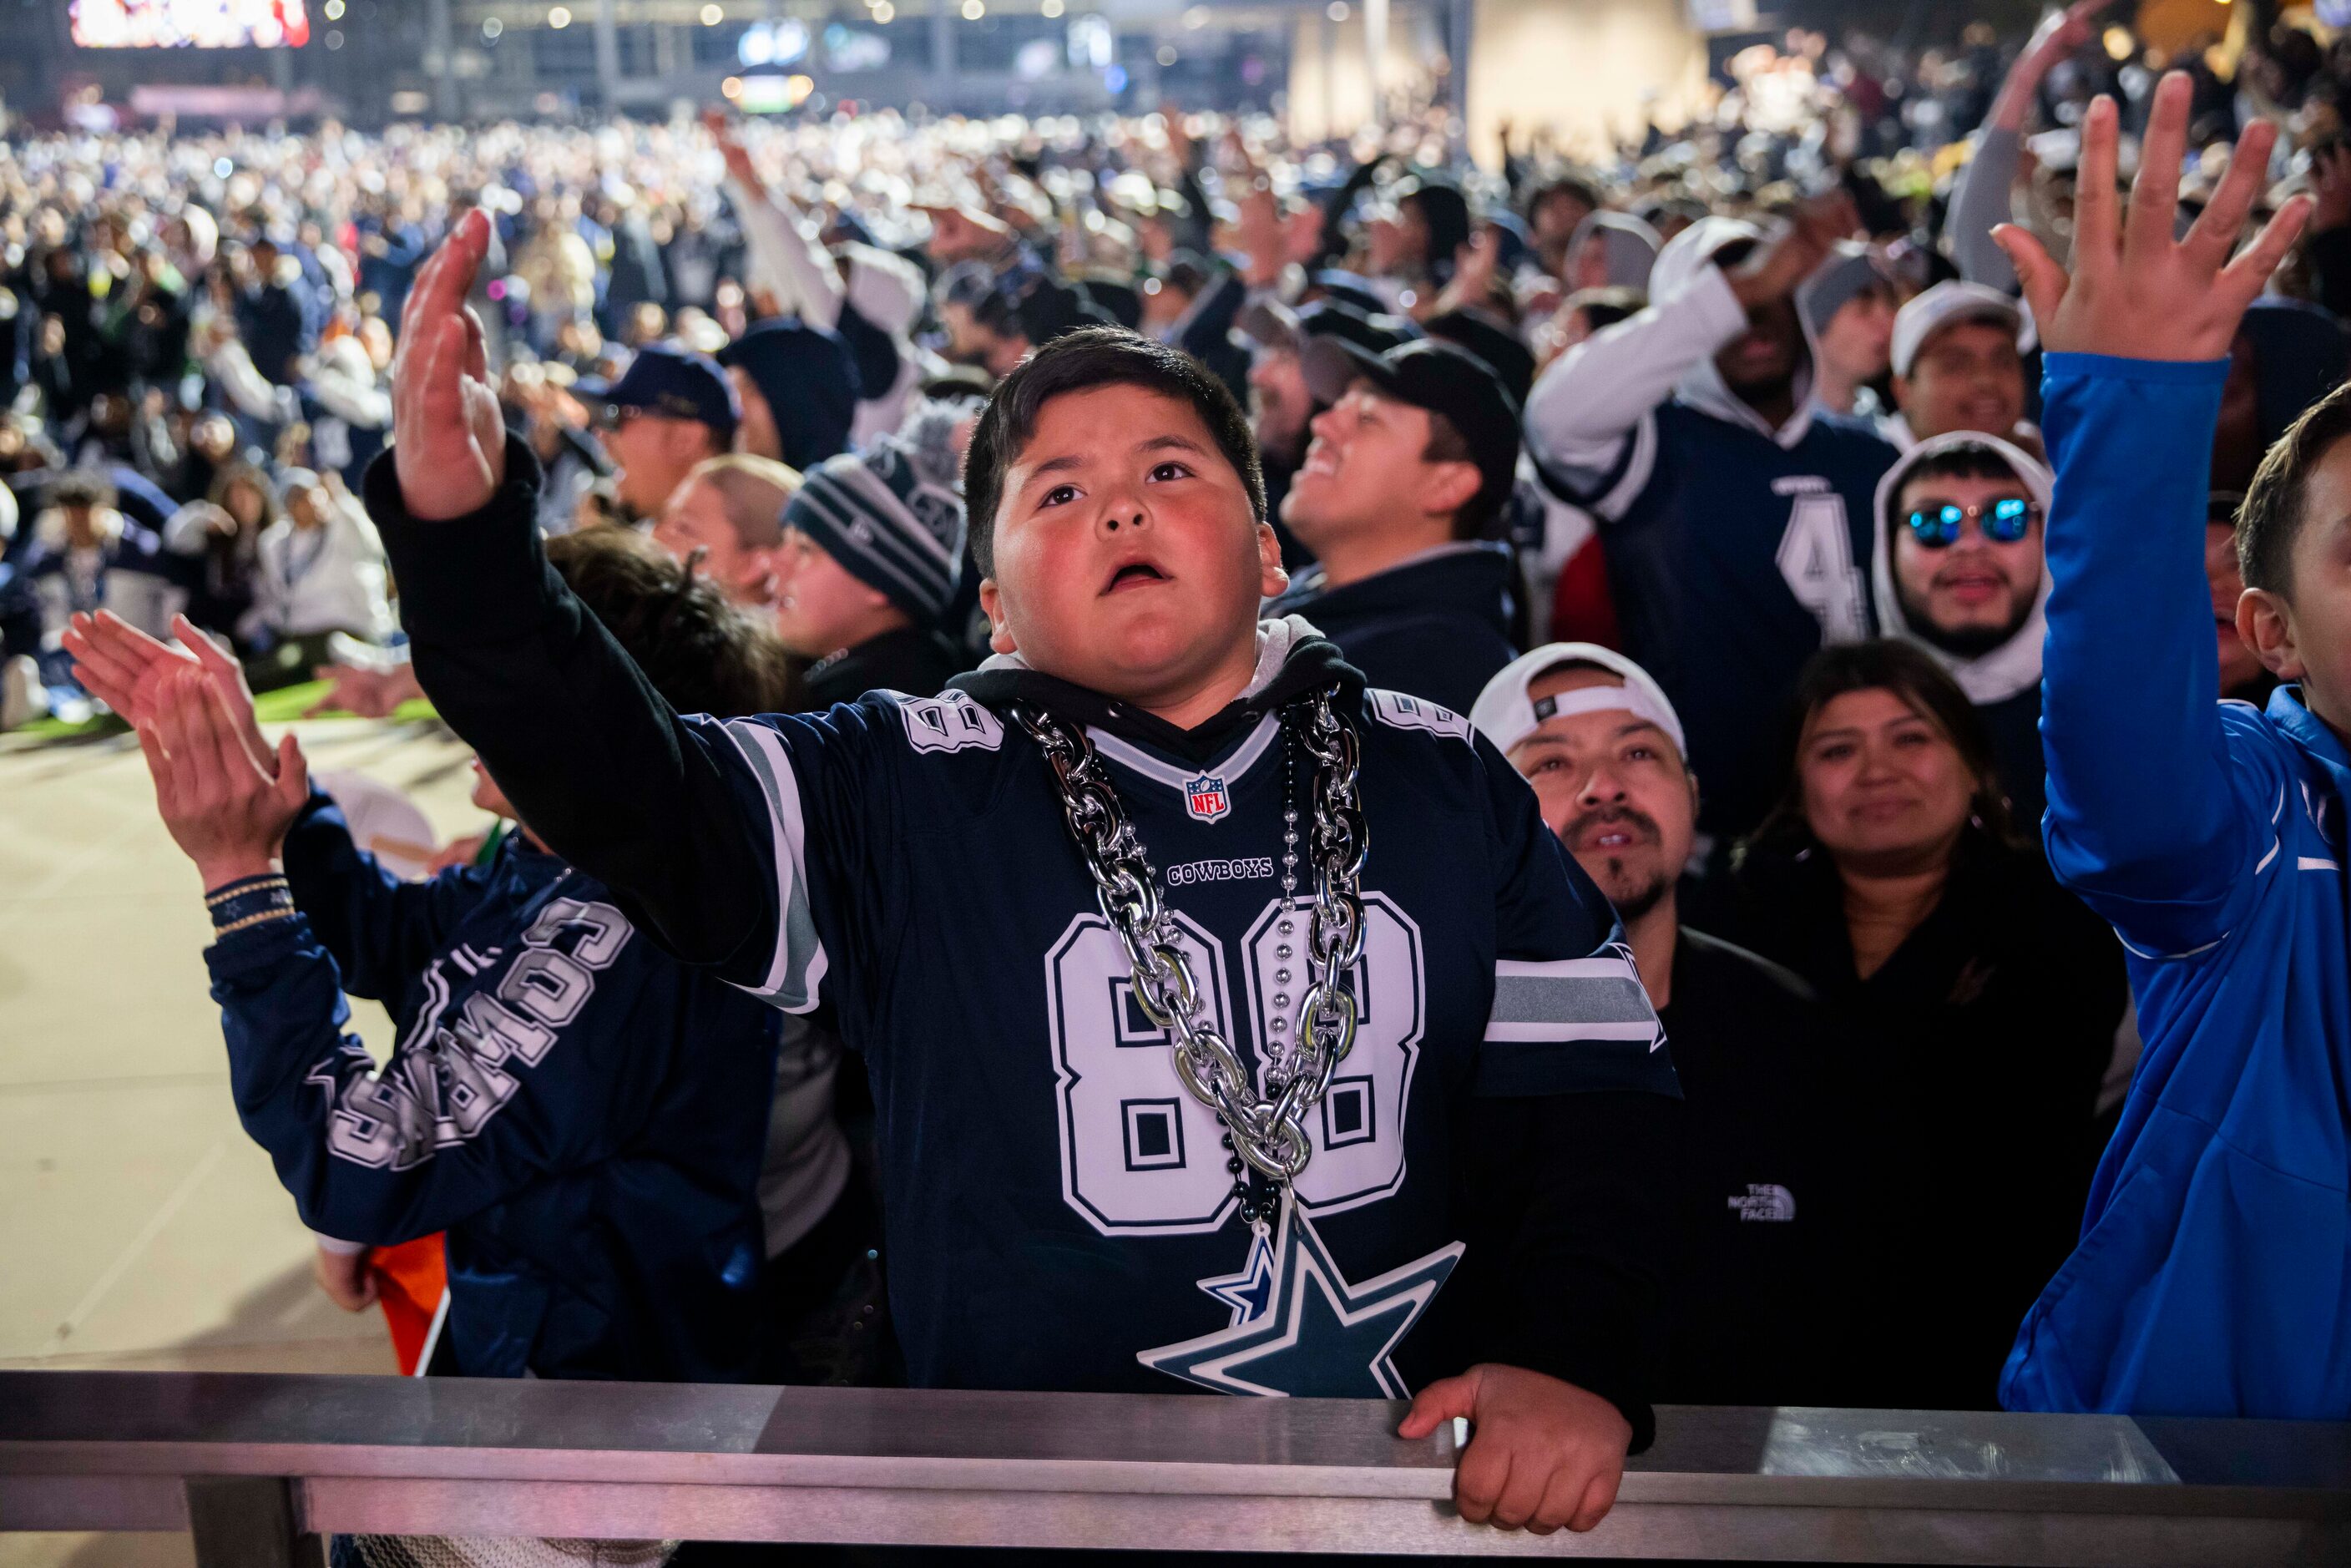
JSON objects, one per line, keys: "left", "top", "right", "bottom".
{"left": 1903, "top": 496, "right": 2040, "bottom": 548}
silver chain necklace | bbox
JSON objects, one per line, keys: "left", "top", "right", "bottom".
{"left": 1016, "top": 687, "right": 1368, "bottom": 1222}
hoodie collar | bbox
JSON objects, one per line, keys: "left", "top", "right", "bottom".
{"left": 951, "top": 615, "right": 1365, "bottom": 766}
{"left": 1676, "top": 342, "right": 1819, "bottom": 448}
{"left": 1272, "top": 539, "right": 1509, "bottom": 615}
{"left": 2269, "top": 685, "right": 2351, "bottom": 811}
{"left": 1869, "top": 429, "right": 2055, "bottom": 706}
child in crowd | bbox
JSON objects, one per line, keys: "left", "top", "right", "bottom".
{"left": 67, "top": 533, "right": 861, "bottom": 1386}
{"left": 364, "top": 210, "right": 1682, "bottom": 1535}
{"left": 1992, "top": 73, "right": 2344, "bottom": 1417}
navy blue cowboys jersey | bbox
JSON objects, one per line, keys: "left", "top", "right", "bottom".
{"left": 205, "top": 790, "right": 783, "bottom": 1383}
{"left": 1570, "top": 403, "right": 1895, "bottom": 840}
{"left": 689, "top": 676, "right": 1678, "bottom": 1392}
{"left": 366, "top": 442, "right": 1685, "bottom": 1416}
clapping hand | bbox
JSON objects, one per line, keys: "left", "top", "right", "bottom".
{"left": 65, "top": 611, "right": 270, "bottom": 772}
{"left": 392, "top": 208, "right": 507, "bottom": 522}
{"left": 1994, "top": 72, "right": 2309, "bottom": 362}
{"left": 134, "top": 664, "right": 310, "bottom": 891}
{"left": 1398, "top": 1363, "right": 1634, "bottom": 1535}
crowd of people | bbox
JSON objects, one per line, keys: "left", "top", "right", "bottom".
{"left": 18, "top": 0, "right": 2351, "bottom": 1551}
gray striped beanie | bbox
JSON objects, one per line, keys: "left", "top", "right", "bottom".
{"left": 782, "top": 434, "right": 968, "bottom": 624}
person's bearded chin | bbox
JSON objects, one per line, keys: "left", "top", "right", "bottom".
{"left": 1901, "top": 574, "right": 2035, "bottom": 660}
{"left": 1564, "top": 804, "right": 1671, "bottom": 921}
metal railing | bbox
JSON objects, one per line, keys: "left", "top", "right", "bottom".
{"left": 3, "top": 1371, "right": 2347, "bottom": 1563}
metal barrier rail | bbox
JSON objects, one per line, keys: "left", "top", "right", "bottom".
{"left": 3, "top": 1371, "right": 2347, "bottom": 1563}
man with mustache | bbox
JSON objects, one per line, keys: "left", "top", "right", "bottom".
{"left": 1871, "top": 432, "right": 2055, "bottom": 827}
{"left": 1473, "top": 645, "right": 1859, "bottom": 1405}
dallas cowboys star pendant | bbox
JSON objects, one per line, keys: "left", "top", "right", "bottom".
{"left": 1137, "top": 1191, "right": 1464, "bottom": 1398}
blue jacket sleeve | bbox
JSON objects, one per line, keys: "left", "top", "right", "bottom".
{"left": 281, "top": 789, "right": 491, "bottom": 1004}
{"left": 206, "top": 911, "right": 681, "bottom": 1246}
{"left": 2038, "top": 353, "right": 2264, "bottom": 957}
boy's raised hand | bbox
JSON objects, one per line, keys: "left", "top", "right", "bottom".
{"left": 392, "top": 207, "right": 507, "bottom": 522}
{"left": 1995, "top": 72, "right": 2310, "bottom": 362}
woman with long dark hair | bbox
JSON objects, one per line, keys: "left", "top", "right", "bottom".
{"left": 1692, "top": 639, "right": 2124, "bottom": 1409}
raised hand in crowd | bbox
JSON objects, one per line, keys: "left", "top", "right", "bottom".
{"left": 1725, "top": 191, "right": 1858, "bottom": 309}
{"left": 1437, "top": 224, "right": 1504, "bottom": 316}
{"left": 702, "top": 107, "right": 761, "bottom": 190}
{"left": 392, "top": 208, "right": 507, "bottom": 522}
{"left": 64, "top": 610, "right": 270, "bottom": 771}
{"left": 306, "top": 660, "right": 425, "bottom": 719}
{"left": 1994, "top": 72, "right": 2309, "bottom": 362}
{"left": 1988, "top": 0, "right": 2112, "bottom": 133}
{"left": 134, "top": 662, "right": 311, "bottom": 890}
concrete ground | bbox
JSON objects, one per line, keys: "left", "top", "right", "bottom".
{"left": 0, "top": 717, "right": 489, "bottom": 1568}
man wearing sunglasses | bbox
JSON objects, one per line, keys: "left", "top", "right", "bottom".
{"left": 1869, "top": 431, "right": 2055, "bottom": 827}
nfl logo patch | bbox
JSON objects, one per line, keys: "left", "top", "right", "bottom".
{"left": 1185, "top": 774, "right": 1231, "bottom": 822}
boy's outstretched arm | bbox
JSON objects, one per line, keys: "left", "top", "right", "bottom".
{"left": 1994, "top": 75, "right": 2308, "bottom": 955}
{"left": 366, "top": 212, "right": 765, "bottom": 968}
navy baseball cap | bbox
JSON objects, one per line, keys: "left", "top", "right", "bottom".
{"left": 579, "top": 346, "right": 740, "bottom": 441}
{"left": 1302, "top": 335, "right": 1521, "bottom": 523}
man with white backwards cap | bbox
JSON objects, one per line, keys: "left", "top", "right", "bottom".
{"left": 1474, "top": 644, "right": 1858, "bottom": 1406}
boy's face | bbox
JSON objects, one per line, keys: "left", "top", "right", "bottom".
{"left": 2242, "top": 438, "right": 2351, "bottom": 734}
{"left": 980, "top": 383, "right": 1285, "bottom": 714}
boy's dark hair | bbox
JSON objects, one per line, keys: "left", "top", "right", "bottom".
{"left": 545, "top": 530, "right": 801, "bottom": 719}
{"left": 1885, "top": 440, "right": 2022, "bottom": 529}
{"left": 962, "top": 326, "right": 1264, "bottom": 580}
{"left": 1745, "top": 639, "right": 2020, "bottom": 862}
{"left": 2238, "top": 379, "right": 2351, "bottom": 595}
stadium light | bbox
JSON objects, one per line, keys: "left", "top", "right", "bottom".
{"left": 1155, "top": 43, "right": 1176, "bottom": 63}
{"left": 702, "top": 3, "right": 726, "bottom": 23}
{"left": 1041, "top": 0, "right": 1063, "bottom": 14}
{"left": 549, "top": 5, "right": 571, "bottom": 26}
{"left": 962, "top": 0, "right": 983, "bottom": 18}
{"left": 1327, "top": 1, "right": 1348, "bottom": 18}
{"left": 483, "top": 16, "right": 504, "bottom": 38}
{"left": 323, "top": 0, "right": 345, "bottom": 18}
{"left": 873, "top": 3, "right": 895, "bottom": 20}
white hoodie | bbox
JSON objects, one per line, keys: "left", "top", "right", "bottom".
{"left": 1868, "top": 429, "right": 2055, "bottom": 706}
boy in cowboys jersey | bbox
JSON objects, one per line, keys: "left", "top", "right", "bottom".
{"left": 369, "top": 211, "right": 1681, "bottom": 1536}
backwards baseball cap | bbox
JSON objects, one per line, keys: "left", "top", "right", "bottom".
{"left": 579, "top": 345, "right": 740, "bottom": 442}
{"left": 1891, "top": 281, "right": 2034, "bottom": 379}
{"left": 1472, "top": 643, "right": 1686, "bottom": 761}
{"left": 1301, "top": 335, "right": 1522, "bottom": 524}
{"left": 783, "top": 432, "right": 968, "bottom": 625}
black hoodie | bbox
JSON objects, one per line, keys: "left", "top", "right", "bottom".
{"left": 1267, "top": 540, "right": 1520, "bottom": 716}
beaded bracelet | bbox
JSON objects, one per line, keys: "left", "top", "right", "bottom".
{"left": 205, "top": 873, "right": 286, "bottom": 907}
{"left": 213, "top": 906, "right": 300, "bottom": 939}
{"left": 209, "top": 876, "right": 294, "bottom": 932}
